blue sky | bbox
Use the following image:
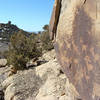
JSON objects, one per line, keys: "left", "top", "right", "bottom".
{"left": 0, "top": 0, "right": 54, "bottom": 32}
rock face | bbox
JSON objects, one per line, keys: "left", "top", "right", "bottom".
{"left": 49, "top": 0, "right": 61, "bottom": 40}
{"left": 35, "top": 59, "right": 79, "bottom": 100}
{"left": 50, "top": 0, "right": 100, "bottom": 100}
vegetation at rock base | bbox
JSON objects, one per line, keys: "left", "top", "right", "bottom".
{"left": 5, "top": 24, "right": 54, "bottom": 70}
{"left": 7, "top": 32, "right": 42, "bottom": 70}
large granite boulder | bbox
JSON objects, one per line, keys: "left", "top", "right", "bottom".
{"left": 50, "top": 0, "right": 100, "bottom": 100}
{"left": 2, "top": 69, "right": 43, "bottom": 100}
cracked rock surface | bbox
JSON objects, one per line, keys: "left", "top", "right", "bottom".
{"left": 0, "top": 50, "right": 79, "bottom": 100}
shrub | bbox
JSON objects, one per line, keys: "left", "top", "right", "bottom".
{"left": 6, "top": 24, "right": 53, "bottom": 70}
{"left": 7, "top": 32, "right": 42, "bottom": 70}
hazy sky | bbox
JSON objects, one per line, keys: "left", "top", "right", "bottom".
{"left": 0, "top": 0, "right": 54, "bottom": 32}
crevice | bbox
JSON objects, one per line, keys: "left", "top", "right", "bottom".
{"left": 0, "top": 90, "right": 4, "bottom": 100}
{"left": 69, "top": 63, "right": 72, "bottom": 69}
{"left": 53, "top": 0, "right": 62, "bottom": 39}
{"left": 83, "top": 0, "right": 87, "bottom": 4}
{"left": 51, "top": 0, "right": 62, "bottom": 40}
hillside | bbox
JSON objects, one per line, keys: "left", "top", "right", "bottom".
{"left": 0, "top": 21, "right": 19, "bottom": 42}
{"left": 0, "top": 21, "right": 34, "bottom": 56}
{"left": 0, "top": 21, "right": 30, "bottom": 42}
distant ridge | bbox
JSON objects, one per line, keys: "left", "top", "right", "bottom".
{"left": 0, "top": 21, "right": 19, "bottom": 41}
{"left": 0, "top": 21, "right": 30, "bottom": 42}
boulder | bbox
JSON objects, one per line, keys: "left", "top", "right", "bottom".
{"left": 0, "top": 66, "right": 12, "bottom": 100}
{"left": 0, "top": 59, "right": 7, "bottom": 67}
{"left": 2, "top": 69, "right": 43, "bottom": 100}
{"left": 0, "top": 66, "right": 11, "bottom": 88}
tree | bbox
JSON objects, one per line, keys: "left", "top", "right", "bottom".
{"left": 8, "top": 21, "right": 11, "bottom": 25}
{"left": 41, "top": 25, "right": 54, "bottom": 51}
{"left": 43, "top": 24, "right": 49, "bottom": 31}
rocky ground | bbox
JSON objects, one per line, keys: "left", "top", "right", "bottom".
{"left": 0, "top": 50, "right": 80, "bottom": 100}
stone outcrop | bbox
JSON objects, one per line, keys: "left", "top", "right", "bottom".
{"left": 50, "top": 0, "right": 100, "bottom": 100}
{"left": 0, "top": 50, "right": 80, "bottom": 100}
{"left": 2, "top": 69, "right": 43, "bottom": 100}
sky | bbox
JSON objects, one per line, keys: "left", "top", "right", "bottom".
{"left": 0, "top": 0, "right": 54, "bottom": 32}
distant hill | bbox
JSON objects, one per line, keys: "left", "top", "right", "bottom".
{"left": 0, "top": 21, "right": 30, "bottom": 42}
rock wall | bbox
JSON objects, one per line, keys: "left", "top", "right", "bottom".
{"left": 50, "top": 0, "right": 100, "bottom": 100}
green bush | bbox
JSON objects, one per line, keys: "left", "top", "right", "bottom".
{"left": 6, "top": 24, "right": 53, "bottom": 70}
{"left": 7, "top": 32, "right": 42, "bottom": 70}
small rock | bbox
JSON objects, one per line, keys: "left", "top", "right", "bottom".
{"left": 0, "top": 59, "right": 7, "bottom": 67}
{"left": 2, "top": 69, "right": 43, "bottom": 100}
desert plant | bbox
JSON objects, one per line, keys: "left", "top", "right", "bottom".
{"left": 7, "top": 32, "right": 42, "bottom": 70}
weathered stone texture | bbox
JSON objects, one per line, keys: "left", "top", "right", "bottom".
{"left": 50, "top": 0, "right": 100, "bottom": 100}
